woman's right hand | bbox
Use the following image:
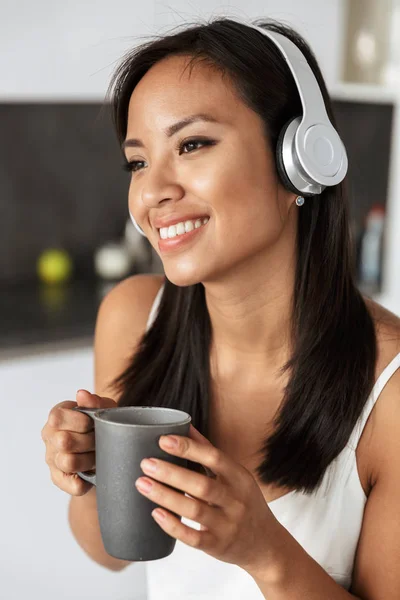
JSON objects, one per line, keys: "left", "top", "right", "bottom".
{"left": 41, "top": 389, "right": 117, "bottom": 496}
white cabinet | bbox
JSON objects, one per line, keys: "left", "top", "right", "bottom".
{"left": 0, "top": 344, "right": 147, "bottom": 600}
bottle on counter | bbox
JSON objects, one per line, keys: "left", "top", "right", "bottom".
{"left": 358, "top": 204, "right": 385, "bottom": 295}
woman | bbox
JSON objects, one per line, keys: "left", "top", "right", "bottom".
{"left": 42, "top": 17, "right": 400, "bottom": 599}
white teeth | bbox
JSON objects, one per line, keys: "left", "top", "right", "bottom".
{"left": 184, "top": 220, "right": 194, "bottom": 233}
{"left": 159, "top": 217, "right": 209, "bottom": 239}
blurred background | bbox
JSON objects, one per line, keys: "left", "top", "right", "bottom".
{"left": 2, "top": 1, "right": 400, "bottom": 598}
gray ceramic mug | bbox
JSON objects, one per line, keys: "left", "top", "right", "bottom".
{"left": 73, "top": 406, "right": 191, "bottom": 561}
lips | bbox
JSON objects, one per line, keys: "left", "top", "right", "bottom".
{"left": 153, "top": 213, "right": 210, "bottom": 230}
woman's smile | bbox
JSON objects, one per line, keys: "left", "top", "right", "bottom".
{"left": 157, "top": 217, "right": 210, "bottom": 253}
{"left": 158, "top": 216, "right": 210, "bottom": 239}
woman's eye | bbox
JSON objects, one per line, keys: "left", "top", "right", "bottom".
{"left": 179, "top": 137, "right": 216, "bottom": 154}
{"left": 180, "top": 139, "right": 206, "bottom": 153}
{"left": 122, "top": 138, "right": 215, "bottom": 174}
{"left": 122, "top": 160, "right": 144, "bottom": 173}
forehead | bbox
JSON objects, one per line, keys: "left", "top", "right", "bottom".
{"left": 126, "top": 55, "right": 243, "bottom": 128}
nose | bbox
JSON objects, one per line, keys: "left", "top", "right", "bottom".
{"left": 140, "top": 163, "right": 185, "bottom": 209}
{"left": 141, "top": 182, "right": 184, "bottom": 208}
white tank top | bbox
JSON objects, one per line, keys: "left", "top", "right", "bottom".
{"left": 144, "top": 284, "right": 400, "bottom": 596}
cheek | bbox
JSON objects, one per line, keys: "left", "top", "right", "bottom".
{"left": 128, "top": 184, "right": 142, "bottom": 217}
{"left": 218, "top": 204, "right": 284, "bottom": 254}
{"left": 207, "top": 161, "right": 282, "bottom": 248}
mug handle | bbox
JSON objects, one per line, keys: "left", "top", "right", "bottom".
{"left": 73, "top": 406, "right": 99, "bottom": 486}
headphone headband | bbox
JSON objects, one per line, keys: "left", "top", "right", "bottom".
{"left": 246, "top": 22, "right": 348, "bottom": 194}
{"left": 251, "top": 27, "right": 329, "bottom": 125}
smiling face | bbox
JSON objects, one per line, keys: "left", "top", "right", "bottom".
{"left": 124, "top": 54, "right": 297, "bottom": 287}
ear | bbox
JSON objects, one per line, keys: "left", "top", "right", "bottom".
{"left": 277, "top": 182, "right": 297, "bottom": 215}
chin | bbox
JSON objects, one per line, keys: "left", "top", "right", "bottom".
{"left": 164, "top": 272, "right": 203, "bottom": 288}
{"left": 162, "top": 263, "right": 206, "bottom": 288}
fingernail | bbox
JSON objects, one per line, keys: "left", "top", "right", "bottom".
{"left": 160, "top": 435, "right": 178, "bottom": 449}
{"left": 141, "top": 459, "right": 158, "bottom": 473}
{"left": 136, "top": 478, "right": 153, "bottom": 493}
{"left": 152, "top": 509, "right": 166, "bottom": 521}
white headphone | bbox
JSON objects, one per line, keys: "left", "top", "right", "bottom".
{"left": 129, "top": 21, "right": 348, "bottom": 237}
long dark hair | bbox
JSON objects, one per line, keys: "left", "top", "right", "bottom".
{"left": 106, "top": 17, "right": 376, "bottom": 493}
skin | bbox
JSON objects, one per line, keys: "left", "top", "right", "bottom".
{"left": 124, "top": 54, "right": 298, "bottom": 381}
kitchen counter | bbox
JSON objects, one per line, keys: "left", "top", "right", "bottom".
{"left": 0, "top": 278, "right": 115, "bottom": 360}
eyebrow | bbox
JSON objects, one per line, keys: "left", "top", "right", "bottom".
{"left": 121, "top": 113, "right": 219, "bottom": 150}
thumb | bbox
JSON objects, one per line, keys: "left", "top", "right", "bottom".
{"left": 76, "top": 389, "right": 117, "bottom": 409}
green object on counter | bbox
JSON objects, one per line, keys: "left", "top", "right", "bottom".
{"left": 36, "top": 248, "right": 73, "bottom": 285}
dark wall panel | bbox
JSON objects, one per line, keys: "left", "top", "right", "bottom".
{"left": 0, "top": 102, "right": 130, "bottom": 284}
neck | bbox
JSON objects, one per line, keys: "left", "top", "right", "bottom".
{"left": 204, "top": 238, "right": 296, "bottom": 385}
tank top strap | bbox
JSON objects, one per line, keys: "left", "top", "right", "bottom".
{"left": 145, "top": 282, "right": 165, "bottom": 331}
{"left": 347, "top": 350, "right": 400, "bottom": 451}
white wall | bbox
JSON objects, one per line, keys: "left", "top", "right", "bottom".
{"left": 1, "top": 0, "right": 345, "bottom": 100}
{"left": 0, "top": 0, "right": 155, "bottom": 100}
{"left": 154, "top": 0, "right": 346, "bottom": 88}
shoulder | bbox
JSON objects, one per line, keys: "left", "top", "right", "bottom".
{"left": 364, "top": 296, "right": 400, "bottom": 381}
{"left": 94, "top": 273, "right": 165, "bottom": 398}
{"left": 360, "top": 296, "right": 400, "bottom": 486}
{"left": 96, "top": 273, "right": 165, "bottom": 335}
{"left": 351, "top": 298, "right": 400, "bottom": 596}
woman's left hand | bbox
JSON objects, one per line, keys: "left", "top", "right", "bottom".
{"left": 135, "top": 424, "right": 281, "bottom": 577}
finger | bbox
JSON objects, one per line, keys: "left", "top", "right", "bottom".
{"left": 50, "top": 430, "right": 95, "bottom": 453}
{"left": 41, "top": 422, "right": 53, "bottom": 443}
{"left": 75, "top": 389, "right": 116, "bottom": 409}
{"left": 140, "top": 457, "right": 227, "bottom": 508}
{"left": 50, "top": 467, "right": 93, "bottom": 497}
{"left": 48, "top": 402, "right": 94, "bottom": 433}
{"left": 187, "top": 426, "right": 217, "bottom": 478}
{"left": 55, "top": 451, "right": 96, "bottom": 474}
{"left": 151, "top": 506, "right": 214, "bottom": 551}
{"left": 136, "top": 474, "right": 221, "bottom": 533}
{"left": 188, "top": 424, "right": 213, "bottom": 446}
{"left": 45, "top": 446, "right": 56, "bottom": 468}
{"left": 159, "top": 435, "right": 242, "bottom": 482}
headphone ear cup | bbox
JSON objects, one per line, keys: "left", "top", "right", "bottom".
{"left": 275, "top": 117, "right": 302, "bottom": 195}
